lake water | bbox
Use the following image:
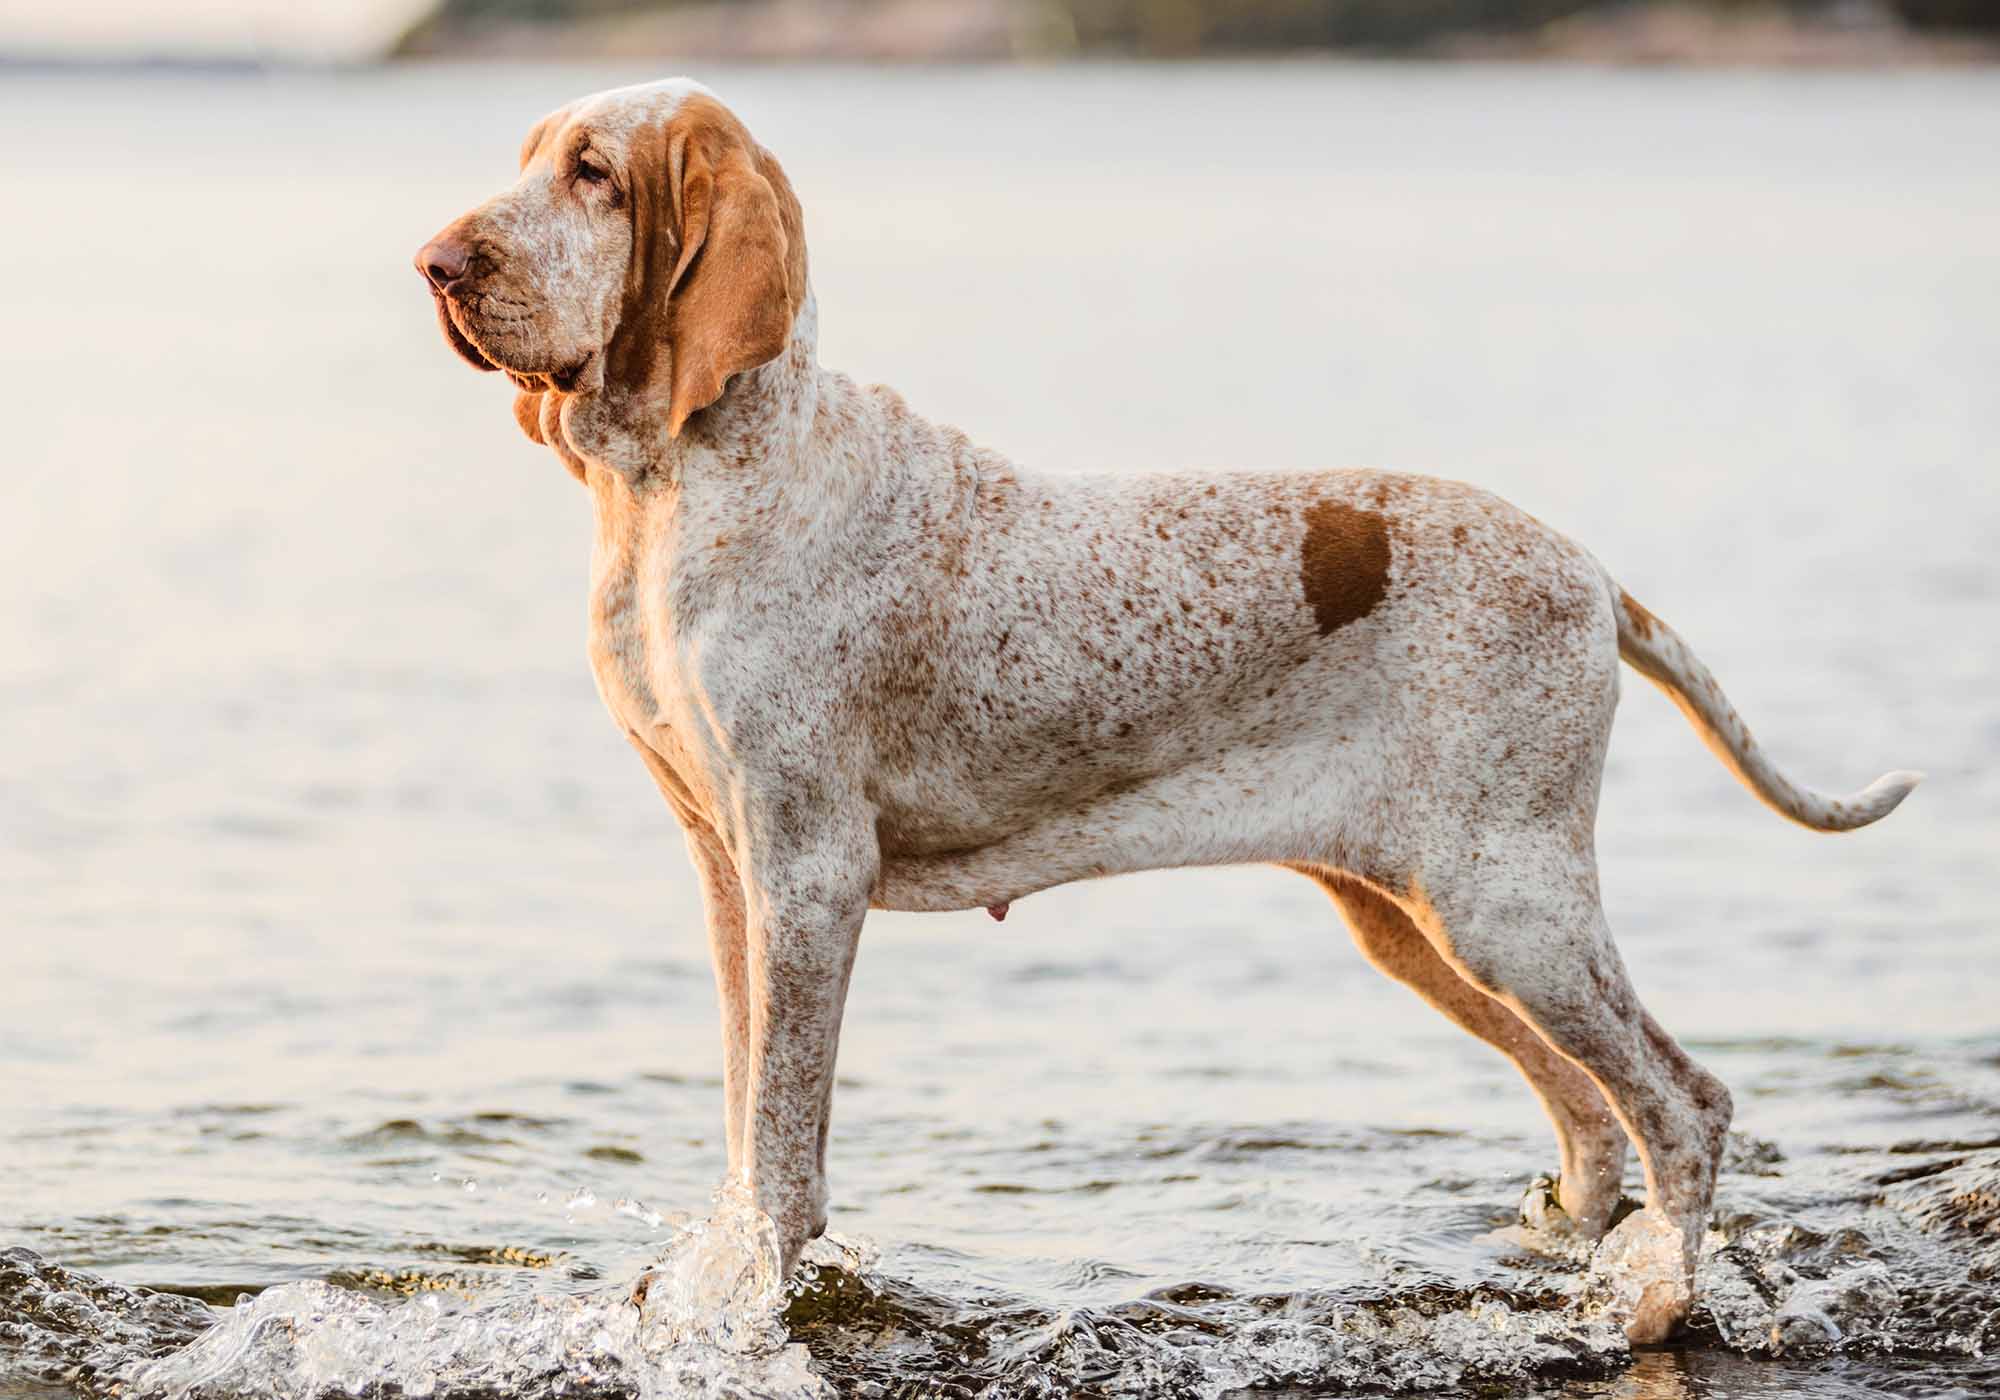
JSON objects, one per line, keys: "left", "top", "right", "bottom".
{"left": 1, "top": 60, "right": 1997, "bottom": 1399}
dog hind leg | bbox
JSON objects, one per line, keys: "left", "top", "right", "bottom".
{"left": 1297, "top": 866, "right": 1629, "bottom": 1239}
{"left": 1409, "top": 843, "right": 1732, "bottom": 1343}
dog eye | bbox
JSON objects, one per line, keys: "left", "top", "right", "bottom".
{"left": 575, "top": 157, "right": 610, "bottom": 186}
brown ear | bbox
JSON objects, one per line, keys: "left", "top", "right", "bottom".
{"left": 518, "top": 106, "right": 569, "bottom": 171}
{"left": 649, "top": 99, "right": 806, "bottom": 438}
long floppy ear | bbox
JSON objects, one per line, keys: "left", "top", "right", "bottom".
{"left": 650, "top": 99, "right": 806, "bottom": 438}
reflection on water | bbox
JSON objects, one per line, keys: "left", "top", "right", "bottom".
{"left": 1, "top": 60, "right": 1996, "bottom": 1399}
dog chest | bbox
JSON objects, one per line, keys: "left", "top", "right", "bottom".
{"left": 583, "top": 478, "right": 686, "bottom": 757}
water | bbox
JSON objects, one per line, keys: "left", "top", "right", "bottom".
{"left": 2, "top": 60, "right": 1997, "bottom": 1399}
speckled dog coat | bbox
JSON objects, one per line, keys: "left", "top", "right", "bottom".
{"left": 415, "top": 78, "right": 1919, "bottom": 1344}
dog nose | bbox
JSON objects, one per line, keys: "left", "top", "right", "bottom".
{"left": 416, "top": 236, "right": 471, "bottom": 291}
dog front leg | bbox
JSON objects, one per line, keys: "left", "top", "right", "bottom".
{"left": 738, "top": 824, "right": 874, "bottom": 1272}
{"left": 622, "top": 736, "right": 756, "bottom": 1174}
{"left": 684, "top": 825, "right": 750, "bottom": 1175}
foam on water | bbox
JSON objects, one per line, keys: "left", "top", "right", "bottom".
{"left": 5, "top": 1145, "right": 2000, "bottom": 1397}
{"left": 3, "top": 1152, "right": 2000, "bottom": 1400}
{"left": 103, "top": 1182, "right": 830, "bottom": 1400}
{"left": 6, "top": 1155, "right": 2000, "bottom": 1400}
{"left": 102, "top": 1268, "right": 1634, "bottom": 1400}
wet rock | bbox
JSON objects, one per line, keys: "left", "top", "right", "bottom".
{"left": 0, "top": 1248, "right": 215, "bottom": 1395}
{"left": 1767, "top": 1262, "right": 1899, "bottom": 1358}
{"left": 1719, "top": 1132, "right": 1786, "bottom": 1176}
{"left": 1873, "top": 1150, "right": 2000, "bottom": 1359}
{"left": 1882, "top": 1149, "right": 2000, "bottom": 1237}
{"left": 1694, "top": 1243, "right": 1793, "bottom": 1353}
{"left": 1724, "top": 1213, "right": 1884, "bottom": 1275}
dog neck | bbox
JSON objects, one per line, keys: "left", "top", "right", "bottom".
{"left": 574, "top": 286, "right": 967, "bottom": 587}
{"left": 674, "top": 289, "right": 824, "bottom": 468}
{"left": 561, "top": 289, "right": 823, "bottom": 494}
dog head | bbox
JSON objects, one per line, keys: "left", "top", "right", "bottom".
{"left": 414, "top": 79, "right": 807, "bottom": 473}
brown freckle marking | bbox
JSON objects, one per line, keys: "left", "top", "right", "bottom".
{"left": 1620, "top": 590, "right": 1658, "bottom": 642}
{"left": 1298, "top": 500, "right": 1392, "bottom": 638}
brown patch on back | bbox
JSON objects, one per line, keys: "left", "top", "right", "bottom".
{"left": 1299, "top": 501, "right": 1391, "bottom": 637}
{"left": 1620, "top": 590, "right": 1658, "bottom": 642}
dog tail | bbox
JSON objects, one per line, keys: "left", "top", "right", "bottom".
{"left": 1604, "top": 574, "right": 1921, "bottom": 833}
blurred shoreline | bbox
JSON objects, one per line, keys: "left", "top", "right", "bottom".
{"left": 392, "top": 0, "right": 2000, "bottom": 66}
{"left": 9, "top": 0, "right": 1996, "bottom": 68}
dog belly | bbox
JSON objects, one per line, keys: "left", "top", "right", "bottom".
{"left": 865, "top": 669, "right": 1351, "bottom": 865}
{"left": 870, "top": 732, "right": 1397, "bottom": 915}
{"left": 869, "top": 748, "right": 1152, "bottom": 859}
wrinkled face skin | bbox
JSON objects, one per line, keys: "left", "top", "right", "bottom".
{"left": 414, "top": 78, "right": 808, "bottom": 471}
{"left": 415, "top": 88, "right": 648, "bottom": 396}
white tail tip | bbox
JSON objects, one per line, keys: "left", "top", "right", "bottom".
{"left": 1844, "top": 769, "right": 1924, "bottom": 827}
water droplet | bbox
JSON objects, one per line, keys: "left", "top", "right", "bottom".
{"left": 615, "top": 1196, "right": 666, "bottom": 1229}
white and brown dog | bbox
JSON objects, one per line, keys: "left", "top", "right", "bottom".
{"left": 414, "top": 78, "right": 1918, "bottom": 1343}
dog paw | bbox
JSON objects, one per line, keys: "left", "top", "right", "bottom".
{"left": 1584, "top": 1208, "right": 1692, "bottom": 1345}
{"left": 1518, "top": 1172, "right": 1641, "bottom": 1245}
{"left": 1518, "top": 1173, "right": 1577, "bottom": 1237}
{"left": 1483, "top": 1175, "right": 1586, "bottom": 1263}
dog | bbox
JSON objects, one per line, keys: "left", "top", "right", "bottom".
{"left": 413, "top": 78, "right": 1918, "bottom": 1343}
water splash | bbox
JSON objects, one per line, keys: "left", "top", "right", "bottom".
{"left": 6, "top": 1149, "right": 1998, "bottom": 1400}
{"left": 0, "top": 1247, "right": 213, "bottom": 1395}
{"left": 626, "top": 1179, "right": 825, "bottom": 1397}
{"left": 1579, "top": 1208, "right": 1690, "bottom": 1342}
{"left": 613, "top": 1198, "right": 667, "bottom": 1231}
{"left": 108, "top": 1182, "right": 828, "bottom": 1400}
{"left": 1691, "top": 1145, "right": 2000, "bottom": 1364}
{"left": 975, "top": 1291, "right": 1628, "bottom": 1396}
